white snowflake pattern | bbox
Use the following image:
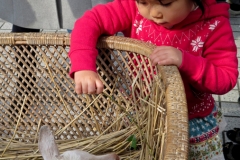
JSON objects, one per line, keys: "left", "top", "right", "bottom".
{"left": 209, "top": 20, "right": 220, "bottom": 31}
{"left": 205, "top": 122, "right": 210, "bottom": 127}
{"left": 191, "top": 36, "right": 204, "bottom": 52}
{"left": 133, "top": 19, "right": 143, "bottom": 35}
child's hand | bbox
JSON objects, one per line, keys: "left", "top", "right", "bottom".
{"left": 74, "top": 71, "right": 103, "bottom": 94}
{"left": 149, "top": 46, "right": 183, "bottom": 67}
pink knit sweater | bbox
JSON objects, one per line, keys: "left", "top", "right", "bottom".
{"left": 69, "top": 0, "right": 238, "bottom": 120}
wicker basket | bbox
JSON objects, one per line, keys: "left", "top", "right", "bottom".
{"left": 0, "top": 33, "right": 188, "bottom": 159}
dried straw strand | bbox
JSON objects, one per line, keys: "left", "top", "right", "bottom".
{"left": 1, "top": 95, "right": 27, "bottom": 157}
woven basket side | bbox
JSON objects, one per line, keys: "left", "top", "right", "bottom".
{"left": 0, "top": 33, "right": 188, "bottom": 159}
{"left": 160, "top": 66, "right": 189, "bottom": 159}
{"left": 97, "top": 36, "right": 189, "bottom": 159}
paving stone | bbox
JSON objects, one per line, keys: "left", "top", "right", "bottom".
{"left": 41, "top": 30, "right": 57, "bottom": 33}
{"left": 0, "top": 30, "right": 11, "bottom": 33}
{"left": 221, "top": 102, "right": 240, "bottom": 116}
{"left": 234, "top": 39, "right": 240, "bottom": 48}
{"left": 233, "top": 31, "right": 240, "bottom": 40}
{"left": 231, "top": 25, "right": 240, "bottom": 32}
{"left": 230, "top": 17, "right": 240, "bottom": 25}
{"left": 213, "top": 94, "right": 220, "bottom": 102}
{"left": 57, "top": 29, "right": 68, "bottom": 32}
{"left": 1, "top": 22, "right": 12, "bottom": 30}
{"left": 0, "top": 18, "right": 6, "bottom": 22}
{"left": 0, "top": 22, "right": 4, "bottom": 28}
{"left": 237, "top": 48, "right": 240, "bottom": 57}
{"left": 220, "top": 89, "right": 239, "bottom": 102}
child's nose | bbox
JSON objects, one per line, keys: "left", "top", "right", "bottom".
{"left": 150, "top": 7, "right": 162, "bottom": 19}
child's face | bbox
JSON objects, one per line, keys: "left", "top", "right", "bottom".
{"left": 136, "top": 0, "right": 195, "bottom": 28}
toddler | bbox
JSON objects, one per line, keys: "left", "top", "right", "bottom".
{"left": 69, "top": 0, "right": 238, "bottom": 159}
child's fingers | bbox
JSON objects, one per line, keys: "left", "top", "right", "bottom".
{"left": 151, "top": 46, "right": 167, "bottom": 55}
{"left": 150, "top": 51, "right": 167, "bottom": 66}
{"left": 81, "top": 82, "right": 88, "bottom": 94}
{"left": 153, "top": 57, "right": 169, "bottom": 66}
{"left": 75, "top": 82, "right": 82, "bottom": 94}
{"left": 95, "top": 79, "right": 104, "bottom": 94}
{"left": 74, "top": 71, "right": 103, "bottom": 94}
{"left": 87, "top": 82, "right": 97, "bottom": 94}
{"left": 149, "top": 48, "right": 165, "bottom": 64}
{"left": 150, "top": 46, "right": 182, "bottom": 67}
{"left": 83, "top": 80, "right": 103, "bottom": 94}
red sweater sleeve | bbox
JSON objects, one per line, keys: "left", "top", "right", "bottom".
{"left": 69, "top": 0, "right": 136, "bottom": 78}
{"left": 179, "top": 17, "right": 238, "bottom": 94}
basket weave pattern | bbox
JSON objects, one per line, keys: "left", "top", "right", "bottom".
{"left": 0, "top": 33, "right": 188, "bottom": 159}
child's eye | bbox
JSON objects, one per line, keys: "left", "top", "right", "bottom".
{"left": 160, "top": 2, "right": 172, "bottom": 7}
{"left": 136, "top": 0, "right": 147, "bottom": 5}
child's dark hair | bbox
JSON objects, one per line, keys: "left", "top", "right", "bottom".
{"left": 136, "top": 0, "right": 205, "bottom": 16}
{"left": 157, "top": 0, "right": 205, "bottom": 15}
{"left": 194, "top": 0, "right": 205, "bottom": 15}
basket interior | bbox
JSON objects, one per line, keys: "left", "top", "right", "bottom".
{"left": 0, "top": 34, "right": 188, "bottom": 159}
{"left": 0, "top": 39, "right": 169, "bottom": 159}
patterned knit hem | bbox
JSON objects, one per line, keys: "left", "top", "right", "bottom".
{"left": 190, "top": 126, "right": 219, "bottom": 144}
{"left": 189, "top": 135, "right": 223, "bottom": 160}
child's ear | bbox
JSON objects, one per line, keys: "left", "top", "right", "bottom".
{"left": 38, "top": 125, "right": 60, "bottom": 160}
